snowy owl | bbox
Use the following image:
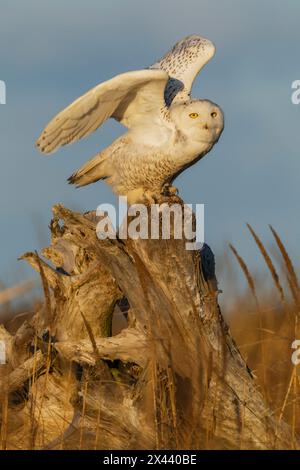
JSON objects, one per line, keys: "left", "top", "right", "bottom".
{"left": 36, "top": 35, "right": 224, "bottom": 204}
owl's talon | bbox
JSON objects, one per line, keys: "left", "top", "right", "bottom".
{"left": 162, "top": 184, "right": 178, "bottom": 196}
{"left": 169, "top": 186, "right": 178, "bottom": 195}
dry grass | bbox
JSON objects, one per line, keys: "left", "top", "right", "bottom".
{"left": 227, "top": 225, "right": 300, "bottom": 445}
{"left": 0, "top": 224, "right": 299, "bottom": 449}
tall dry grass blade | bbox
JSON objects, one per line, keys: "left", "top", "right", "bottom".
{"left": 80, "top": 311, "right": 110, "bottom": 379}
{"left": 94, "top": 406, "right": 101, "bottom": 450}
{"left": 28, "top": 331, "right": 38, "bottom": 449}
{"left": 229, "top": 243, "right": 268, "bottom": 401}
{"left": 59, "top": 362, "right": 74, "bottom": 450}
{"left": 35, "top": 251, "right": 52, "bottom": 329}
{"left": 31, "top": 344, "right": 52, "bottom": 449}
{"left": 79, "top": 374, "right": 89, "bottom": 450}
{"left": 269, "top": 225, "right": 300, "bottom": 308}
{"left": 0, "top": 365, "right": 9, "bottom": 450}
{"left": 151, "top": 360, "right": 160, "bottom": 450}
{"left": 247, "top": 223, "right": 285, "bottom": 304}
{"left": 80, "top": 311, "right": 101, "bottom": 363}
{"left": 229, "top": 244, "right": 258, "bottom": 304}
{"left": 292, "top": 368, "right": 297, "bottom": 449}
{"left": 166, "top": 365, "right": 178, "bottom": 448}
{"left": 278, "top": 367, "right": 295, "bottom": 423}
{"left": 30, "top": 324, "right": 53, "bottom": 448}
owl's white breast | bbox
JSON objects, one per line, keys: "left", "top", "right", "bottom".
{"left": 129, "top": 121, "right": 174, "bottom": 147}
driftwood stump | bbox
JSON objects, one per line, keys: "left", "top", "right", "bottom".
{"left": 0, "top": 198, "right": 297, "bottom": 449}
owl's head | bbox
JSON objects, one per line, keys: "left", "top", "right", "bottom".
{"left": 170, "top": 99, "right": 224, "bottom": 145}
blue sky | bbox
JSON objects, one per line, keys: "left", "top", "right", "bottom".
{"left": 0, "top": 0, "right": 299, "bottom": 301}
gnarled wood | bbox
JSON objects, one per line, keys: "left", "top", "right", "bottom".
{"left": 1, "top": 200, "right": 298, "bottom": 450}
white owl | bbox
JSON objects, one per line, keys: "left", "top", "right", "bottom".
{"left": 36, "top": 35, "right": 224, "bottom": 204}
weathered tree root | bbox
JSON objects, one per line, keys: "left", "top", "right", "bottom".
{"left": 0, "top": 200, "right": 297, "bottom": 450}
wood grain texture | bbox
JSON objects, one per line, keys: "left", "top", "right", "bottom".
{"left": 1, "top": 199, "right": 297, "bottom": 449}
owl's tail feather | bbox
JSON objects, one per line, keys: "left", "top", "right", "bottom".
{"left": 68, "top": 152, "right": 109, "bottom": 188}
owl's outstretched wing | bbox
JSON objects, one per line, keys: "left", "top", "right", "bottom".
{"left": 150, "top": 35, "right": 215, "bottom": 106}
{"left": 36, "top": 69, "right": 169, "bottom": 154}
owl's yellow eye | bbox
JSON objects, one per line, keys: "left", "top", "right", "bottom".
{"left": 189, "top": 112, "right": 199, "bottom": 119}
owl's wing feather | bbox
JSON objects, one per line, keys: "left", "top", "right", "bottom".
{"left": 150, "top": 35, "right": 215, "bottom": 105}
{"left": 36, "top": 69, "right": 169, "bottom": 154}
